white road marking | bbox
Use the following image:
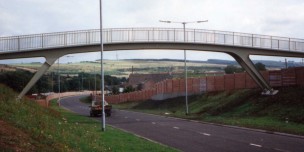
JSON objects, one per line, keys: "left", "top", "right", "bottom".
{"left": 152, "top": 122, "right": 156, "bottom": 125}
{"left": 173, "top": 127, "right": 179, "bottom": 129}
{"left": 190, "top": 120, "right": 200, "bottom": 123}
{"left": 274, "top": 148, "right": 290, "bottom": 152}
{"left": 250, "top": 143, "right": 262, "bottom": 148}
{"left": 136, "top": 119, "right": 140, "bottom": 121}
{"left": 199, "top": 132, "right": 211, "bottom": 136}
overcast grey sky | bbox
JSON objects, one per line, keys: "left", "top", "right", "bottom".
{"left": 1, "top": 0, "right": 304, "bottom": 63}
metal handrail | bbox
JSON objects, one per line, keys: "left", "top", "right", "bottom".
{"left": 0, "top": 27, "right": 303, "bottom": 52}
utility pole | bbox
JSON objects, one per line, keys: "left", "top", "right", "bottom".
{"left": 57, "top": 55, "right": 73, "bottom": 104}
{"left": 285, "top": 58, "right": 288, "bottom": 69}
{"left": 159, "top": 20, "right": 208, "bottom": 115}
{"left": 58, "top": 58, "right": 61, "bottom": 106}
{"left": 88, "top": 79, "right": 91, "bottom": 91}
{"left": 99, "top": 0, "right": 106, "bottom": 131}
{"left": 51, "top": 72, "right": 54, "bottom": 92}
{"left": 79, "top": 78, "right": 81, "bottom": 92}
{"left": 94, "top": 66, "right": 97, "bottom": 101}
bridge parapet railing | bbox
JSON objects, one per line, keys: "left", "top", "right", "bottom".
{"left": 0, "top": 28, "right": 304, "bottom": 53}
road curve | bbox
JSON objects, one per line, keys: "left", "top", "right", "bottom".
{"left": 60, "top": 95, "right": 304, "bottom": 152}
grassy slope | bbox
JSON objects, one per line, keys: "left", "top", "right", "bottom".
{"left": 114, "top": 87, "right": 304, "bottom": 135}
{"left": 0, "top": 84, "right": 177, "bottom": 152}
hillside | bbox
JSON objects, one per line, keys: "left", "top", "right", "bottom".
{"left": 114, "top": 87, "right": 304, "bottom": 135}
{"left": 10, "top": 59, "right": 226, "bottom": 78}
{"left": 9, "top": 59, "right": 303, "bottom": 78}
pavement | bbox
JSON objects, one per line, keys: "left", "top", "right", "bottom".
{"left": 60, "top": 95, "right": 304, "bottom": 152}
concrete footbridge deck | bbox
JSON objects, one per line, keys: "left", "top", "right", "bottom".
{"left": 0, "top": 28, "right": 304, "bottom": 98}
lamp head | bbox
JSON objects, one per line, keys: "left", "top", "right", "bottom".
{"left": 159, "top": 20, "right": 172, "bottom": 23}
{"left": 197, "top": 20, "right": 208, "bottom": 23}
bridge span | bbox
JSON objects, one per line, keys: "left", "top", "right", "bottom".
{"left": 0, "top": 27, "right": 304, "bottom": 98}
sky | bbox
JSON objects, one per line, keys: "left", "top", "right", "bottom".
{"left": 1, "top": 0, "right": 304, "bottom": 64}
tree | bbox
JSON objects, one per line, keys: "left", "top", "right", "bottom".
{"left": 121, "top": 77, "right": 127, "bottom": 83}
{"left": 255, "top": 62, "right": 266, "bottom": 71}
{"left": 112, "top": 86, "right": 119, "bottom": 95}
{"left": 0, "top": 70, "right": 51, "bottom": 94}
{"left": 224, "top": 65, "right": 244, "bottom": 74}
{"left": 123, "top": 85, "right": 135, "bottom": 93}
{"left": 0, "top": 70, "right": 128, "bottom": 94}
{"left": 137, "top": 83, "right": 144, "bottom": 91}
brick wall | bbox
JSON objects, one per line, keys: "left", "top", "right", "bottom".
{"left": 103, "top": 67, "right": 304, "bottom": 104}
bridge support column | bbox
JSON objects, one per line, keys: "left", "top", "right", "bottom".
{"left": 229, "top": 52, "right": 278, "bottom": 95}
{"left": 17, "top": 56, "right": 59, "bottom": 99}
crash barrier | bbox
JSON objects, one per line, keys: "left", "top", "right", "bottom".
{"left": 104, "top": 67, "right": 304, "bottom": 103}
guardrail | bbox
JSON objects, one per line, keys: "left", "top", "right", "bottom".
{"left": 1, "top": 28, "right": 304, "bottom": 52}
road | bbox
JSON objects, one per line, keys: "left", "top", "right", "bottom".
{"left": 61, "top": 95, "right": 304, "bottom": 152}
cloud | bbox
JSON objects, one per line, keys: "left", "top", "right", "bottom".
{"left": 0, "top": 0, "right": 304, "bottom": 63}
{"left": 2, "top": 0, "right": 304, "bottom": 36}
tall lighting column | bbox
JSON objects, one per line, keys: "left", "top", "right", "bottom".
{"left": 94, "top": 66, "right": 97, "bottom": 101}
{"left": 57, "top": 58, "right": 61, "bottom": 106}
{"left": 99, "top": 0, "right": 106, "bottom": 131}
{"left": 159, "top": 20, "right": 208, "bottom": 115}
{"left": 58, "top": 55, "right": 73, "bottom": 106}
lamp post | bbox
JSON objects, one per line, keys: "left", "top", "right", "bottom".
{"left": 99, "top": 0, "right": 106, "bottom": 131}
{"left": 79, "top": 78, "right": 81, "bottom": 92}
{"left": 58, "top": 55, "right": 73, "bottom": 106}
{"left": 57, "top": 58, "right": 61, "bottom": 106}
{"left": 159, "top": 20, "right": 208, "bottom": 115}
{"left": 82, "top": 77, "right": 91, "bottom": 91}
{"left": 82, "top": 76, "right": 86, "bottom": 91}
{"left": 51, "top": 72, "right": 54, "bottom": 93}
{"left": 94, "top": 66, "right": 97, "bottom": 101}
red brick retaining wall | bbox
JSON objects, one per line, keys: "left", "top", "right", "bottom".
{"left": 102, "top": 67, "right": 304, "bottom": 103}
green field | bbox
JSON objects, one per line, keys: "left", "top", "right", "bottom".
{"left": 0, "top": 84, "right": 178, "bottom": 151}
{"left": 113, "top": 87, "right": 304, "bottom": 135}
{"left": 11, "top": 60, "right": 226, "bottom": 78}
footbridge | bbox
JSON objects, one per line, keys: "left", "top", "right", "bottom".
{"left": 1, "top": 27, "right": 304, "bottom": 98}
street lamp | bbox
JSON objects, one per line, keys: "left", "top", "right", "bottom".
{"left": 57, "top": 58, "right": 60, "bottom": 106}
{"left": 82, "top": 76, "right": 87, "bottom": 91}
{"left": 79, "top": 78, "right": 81, "bottom": 92}
{"left": 159, "top": 20, "right": 208, "bottom": 115}
{"left": 94, "top": 66, "right": 97, "bottom": 101}
{"left": 99, "top": 0, "right": 106, "bottom": 131}
{"left": 51, "top": 72, "right": 54, "bottom": 93}
{"left": 57, "top": 55, "right": 73, "bottom": 106}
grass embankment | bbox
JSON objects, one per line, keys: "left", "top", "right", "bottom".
{"left": 0, "top": 84, "right": 177, "bottom": 152}
{"left": 114, "top": 87, "right": 304, "bottom": 135}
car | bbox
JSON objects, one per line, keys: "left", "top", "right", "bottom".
{"left": 89, "top": 100, "right": 112, "bottom": 117}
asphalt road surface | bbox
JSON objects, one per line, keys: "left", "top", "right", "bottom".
{"left": 60, "top": 95, "right": 304, "bottom": 152}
